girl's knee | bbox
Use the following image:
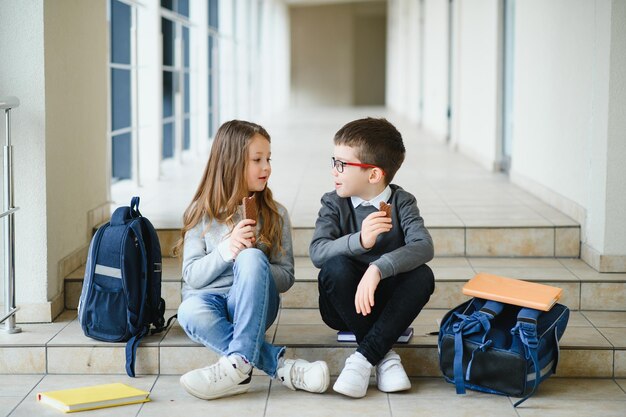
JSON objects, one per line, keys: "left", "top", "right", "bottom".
{"left": 177, "top": 297, "right": 198, "bottom": 329}
{"left": 234, "top": 247, "right": 267, "bottom": 267}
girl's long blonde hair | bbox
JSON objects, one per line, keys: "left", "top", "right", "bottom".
{"left": 173, "top": 120, "right": 284, "bottom": 258}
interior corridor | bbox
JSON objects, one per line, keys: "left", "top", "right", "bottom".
{"left": 112, "top": 106, "right": 576, "bottom": 233}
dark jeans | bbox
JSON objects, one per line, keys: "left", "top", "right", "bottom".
{"left": 318, "top": 255, "right": 435, "bottom": 366}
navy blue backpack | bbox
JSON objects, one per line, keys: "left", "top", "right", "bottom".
{"left": 438, "top": 298, "right": 569, "bottom": 407}
{"left": 79, "top": 197, "right": 167, "bottom": 377}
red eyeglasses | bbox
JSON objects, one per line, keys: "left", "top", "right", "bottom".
{"left": 331, "top": 157, "right": 384, "bottom": 175}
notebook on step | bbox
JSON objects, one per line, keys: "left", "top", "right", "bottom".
{"left": 338, "top": 327, "right": 414, "bottom": 343}
{"left": 462, "top": 273, "right": 562, "bottom": 311}
{"left": 37, "top": 382, "right": 150, "bottom": 413}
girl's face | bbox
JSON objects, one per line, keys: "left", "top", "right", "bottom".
{"left": 246, "top": 134, "right": 272, "bottom": 192}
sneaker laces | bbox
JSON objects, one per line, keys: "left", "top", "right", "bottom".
{"left": 291, "top": 364, "right": 308, "bottom": 390}
{"left": 203, "top": 362, "right": 228, "bottom": 384}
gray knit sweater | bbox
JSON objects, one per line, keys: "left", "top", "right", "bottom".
{"left": 309, "top": 184, "right": 434, "bottom": 279}
{"left": 181, "top": 205, "right": 295, "bottom": 299}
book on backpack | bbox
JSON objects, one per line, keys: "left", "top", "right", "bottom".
{"left": 78, "top": 196, "right": 170, "bottom": 377}
{"left": 462, "top": 273, "right": 562, "bottom": 311}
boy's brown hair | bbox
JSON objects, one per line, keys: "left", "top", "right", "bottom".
{"left": 334, "top": 117, "right": 405, "bottom": 184}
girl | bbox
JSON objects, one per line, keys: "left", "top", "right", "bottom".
{"left": 175, "top": 120, "right": 329, "bottom": 400}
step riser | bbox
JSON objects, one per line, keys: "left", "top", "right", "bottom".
{"left": 282, "top": 281, "right": 626, "bottom": 312}
{"left": 1, "top": 346, "right": 620, "bottom": 378}
{"left": 156, "top": 227, "right": 581, "bottom": 258}
{"left": 65, "top": 279, "right": 626, "bottom": 312}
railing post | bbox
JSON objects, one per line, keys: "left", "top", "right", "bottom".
{"left": 1, "top": 96, "right": 21, "bottom": 334}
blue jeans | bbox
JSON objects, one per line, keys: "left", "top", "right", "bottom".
{"left": 178, "top": 248, "right": 284, "bottom": 377}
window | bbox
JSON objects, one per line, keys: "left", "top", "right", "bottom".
{"left": 208, "top": 0, "right": 219, "bottom": 138}
{"left": 109, "top": 0, "right": 135, "bottom": 180}
{"left": 161, "top": 0, "right": 191, "bottom": 158}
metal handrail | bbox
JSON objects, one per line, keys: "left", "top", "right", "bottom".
{"left": 0, "top": 96, "right": 21, "bottom": 333}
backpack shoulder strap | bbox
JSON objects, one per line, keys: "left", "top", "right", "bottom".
{"left": 452, "top": 300, "right": 504, "bottom": 394}
{"left": 512, "top": 307, "right": 541, "bottom": 407}
{"left": 125, "top": 327, "right": 148, "bottom": 377}
{"left": 125, "top": 220, "right": 150, "bottom": 377}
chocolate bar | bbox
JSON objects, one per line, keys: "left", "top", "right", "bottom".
{"left": 379, "top": 201, "right": 392, "bottom": 218}
{"left": 242, "top": 195, "right": 257, "bottom": 222}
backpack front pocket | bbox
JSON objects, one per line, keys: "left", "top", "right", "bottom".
{"left": 84, "top": 282, "right": 128, "bottom": 341}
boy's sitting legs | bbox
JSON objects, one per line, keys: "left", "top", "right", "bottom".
{"left": 319, "top": 256, "right": 435, "bottom": 397}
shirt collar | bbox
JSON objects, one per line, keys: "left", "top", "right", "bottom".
{"left": 351, "top": 185, "right": 392, "bottom": 209}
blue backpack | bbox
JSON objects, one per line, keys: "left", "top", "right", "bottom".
{"left": 78, "top": 196, "right": 167, "bottom": 377}
{"left": 438, "top": 298, "right": 569, "bottom": 407}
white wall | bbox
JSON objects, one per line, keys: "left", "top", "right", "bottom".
{"left": 258, "top": 1, "right": 291, "bottom": 117}
{"left": 0, "top": 1, "right": 49, "bottom": 318}
{"left": 290, "top": 4, "right": 355, "bottom": 106}
{"left": 386, "top": 0, "right": 421, "bottom": 123}
{"left": 0, "top": 0, "right": 109, "bottom": 321}
{"left": 603, "top": 0, "right": 626, "bottom": 259}
{"left": 511, "top": 0, "right": 626, "bottom": 271}
{"left": 451, "top": 0, "right": 500, "bottom": 170}
{"left": 44, "top": 0, "right": 109, "bottom": 300}
{"left": 422, "top": 0, "right": 449, "bottom": 140}
{"left": 511, "top": 0, "right": 593, "bottom": 210}
{"left": 289, "top": 1, "right": 386, "bottom": 107}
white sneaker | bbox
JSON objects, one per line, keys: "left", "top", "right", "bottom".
{"left": 333, "top": 352, "right": 373, "bottom": 398}
{"left": 376, "top": 350, "right": 411, "bottom": 392}
{"left": 180, "top": 355, "right": 252, "bottom": 400}
{"left": 277, "top": 358, "right": 330, "bottom": 393}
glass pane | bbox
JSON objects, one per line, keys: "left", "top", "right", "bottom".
{"left": 184, "top": 72, "right": 190, "bottom": 113}
{"left": 183, "top": 26, "right": 190, "bottom": 68}
{"left": 208, "top": 35, "right": 214, "bottom": 70}
{"left": 208, "top": 71, "right": 213, "bottom": 108}
{"left": 111, "top": 68, "right": 131, "bottom": 131}
{"left": 112, "top": 132, "right": 132, "bottom": 180}
{"left": 177, "top": 0, "right": 189, "bottom": 17}
{"left": 208, "top": 111, "right": 214, "bottom": 138}
{"left": 162, "top": 18, "right": 174, "bottom": 67}
{"left": 162, "top": 122, "right": 174, "bottom": 159}
{"left": 163, "top": 70, "right": 174, "bottom": 118}
{"left": 161, "top": 0, "right": 174, "bottom": 11}
{"left": 183, "top": 117, "right": 190, "bottom": 150}
{"left": 111, "top": 0, "right": 131, "bottom": 65}
{"left": 209, "top": 0, "right": 219, "bottom": 29}
{"left": 208, "top": 36, "right": 214, "bottom": 108}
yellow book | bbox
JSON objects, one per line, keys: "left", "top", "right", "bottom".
{"left": 37, "top": 383, "right": 150, "bottom": 413}
{"left": 462, "top": 273, "right": 562, "bottom": 311}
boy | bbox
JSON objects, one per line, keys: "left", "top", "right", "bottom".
{"left": 310, "top": 117, "right": 435, "bottom": 398}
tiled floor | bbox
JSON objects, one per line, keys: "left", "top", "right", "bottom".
{"left": 111, "top": 107, "right": 577, "bottom": 230}
{"left": 3, "top": 374, "right": 626, "bottom": 417}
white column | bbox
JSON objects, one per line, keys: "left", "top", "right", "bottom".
{"left": 0, "top": 0, "right": 109, "bottom": 321}
{"left": 190, "top": 0, "right": 209, "bottom": 155}
{"left": 136, "top": 0, "right": 162, "bottom": 182}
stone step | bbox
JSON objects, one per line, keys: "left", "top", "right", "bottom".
{"left": 1, "top": 309, "right": 624, "bottom": 378}
{"left": 154, "top": 226, "right": 581, "bottom": 258}
{"left": 65, "top": 256, "right": 626, "bottom": 312}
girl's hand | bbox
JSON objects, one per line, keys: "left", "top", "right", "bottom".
{"left": 230, "top": 219, "right": 256, "bottom": 258}
{"left": 355, "top": 265, "right": 381, "bottom": 316}
{"left": 360, "top": 211, "right": 392, "bottom": 249}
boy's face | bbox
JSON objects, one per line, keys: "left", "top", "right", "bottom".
{"left": 332, "top": 145, "right": 376, "bottom": 199}
{"left": 246, "top": 134, "right": 272, "bottom": 192}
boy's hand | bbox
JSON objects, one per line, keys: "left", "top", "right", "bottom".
{"left": 355, "top": 265, "right": 381, "bottom": 316}
{"left": 360, "top": 211, "right": 392, "bottom": 249}
{"left": 230, "top": 219, "right": 256, "bottom": 258}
